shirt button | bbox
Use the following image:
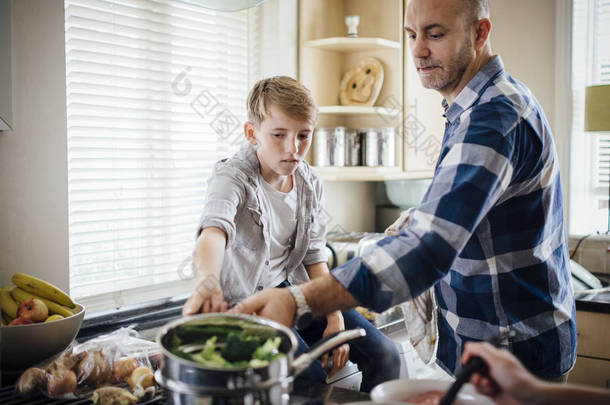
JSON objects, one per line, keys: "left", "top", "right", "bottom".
{"left": 265, "top": 260, "right": 269, "bottom": 266}
{"left": 256, "top": 286, "right": 263, "bottom": 291}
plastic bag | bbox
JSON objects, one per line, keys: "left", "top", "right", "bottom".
{"left": 16, "top": 326, "right": 160, "bottom": 401}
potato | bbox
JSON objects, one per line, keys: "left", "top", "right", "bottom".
{"left": 17, "top": 367, "right": 48, "bottom": 396}
{"left": 126, "top": 366, "right": 154, "bottom": 389}
{"left": 91, "top": 386, "right": 138, "bottom": 405}
{"left": 46, "top": 369, "right": 77, "bottom": 397}
{"left": 112, "top": 357, "right": 139, "bottom": 383}
{"left": 76, "top": 350, "right": 111, "bottom": 385}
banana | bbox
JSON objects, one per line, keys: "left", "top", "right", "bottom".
{"left": 1, "top": 286, "right": 19, "bottom": 319}
{"left": 12, "top": 273, "right": 75, "bottom": 309}
{"left": 10, "top": 287, "right": 75, "bottom": 318}
{"left": 1, "top": 311, "right": 12, "bottom": 326}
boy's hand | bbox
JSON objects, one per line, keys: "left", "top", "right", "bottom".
{"left": 321, "top": 311, "right": 349, "bottom": 378}
{"left": 182, "top": 274, "right": 228, "bottom": 315}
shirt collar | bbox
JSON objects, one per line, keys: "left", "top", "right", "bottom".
{"left": 443, "top": 55, "right": 505, "bottom": 124}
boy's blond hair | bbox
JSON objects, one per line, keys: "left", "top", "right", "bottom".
{"left": 247, "top": 76, "right": 317, "bottom": 127}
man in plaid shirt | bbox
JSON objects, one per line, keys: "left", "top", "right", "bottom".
{"left": 234, "top": 0, "right": 576, "bottom": 380}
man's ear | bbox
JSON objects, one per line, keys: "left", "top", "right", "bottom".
{"left": 244, "top": 121, "right": 258, "bottom": 146}
{"left": 473, "top": 18, "right": 491, "bottom": 51}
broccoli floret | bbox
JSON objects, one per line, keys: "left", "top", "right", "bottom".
{"left": 221, "top": 332, "right": 262, "bottom": 362}
{"left": 191, "top": 336, "right": 228, "bottom": 367}
{"left": 252, "top": 337, "right": 282, "bottom": 362}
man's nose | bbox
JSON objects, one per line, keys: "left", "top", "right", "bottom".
{"left": 411, "top": 37, "right": 430, "bottom": 59}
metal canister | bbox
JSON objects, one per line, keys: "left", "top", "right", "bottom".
{"left": 364, "top": 128, "right": 380, "bottom": 166}
{"left": 379, "top": 127, "right": 396, "bottom": 167}
{"left": 314, "top": 127, "right": 345, "bottom": 167}
{"left": 329, "top": 127, "right": 346, "bottom": 167}
{"left": 345, "top": 129, "right": 362, "bottom": 166}
{"left": 313, "top": 127, "right": 331, "bottom": 166}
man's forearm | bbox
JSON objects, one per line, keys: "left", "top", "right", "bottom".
{"left": 300, "top": 274, "right": 359, "bottom": 318}
{"left": 305, "top": 262, "right": 344, "bottom": 321}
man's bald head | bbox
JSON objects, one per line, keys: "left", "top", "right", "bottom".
{"left": 462, "top": 0, "right": 489, "bottom": 25}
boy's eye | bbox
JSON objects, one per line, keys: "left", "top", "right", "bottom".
{"left": 298, "top": 133, "right": 310, "bottom": 140}
{"left": 407, "top": 33, "right": 416, "bottom": 40}
{"left": 272, "top": 133, "right": 284, "bottom": 138}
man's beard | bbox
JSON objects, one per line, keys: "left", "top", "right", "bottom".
{"left": 416, "top": 38, "right": 474, "bottom": 92}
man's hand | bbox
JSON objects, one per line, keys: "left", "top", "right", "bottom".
{"left": 229, "top": 288, "right": 296, "bottom": 327}
{"left": 321, "top": 311, "right": 349, "bottom": 378}
{"left": 182, "top": 274, "right": 228, "bottom": 316}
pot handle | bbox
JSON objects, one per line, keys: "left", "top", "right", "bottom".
{"left": 291, "top": 328, "right": 366, "bottom": 377}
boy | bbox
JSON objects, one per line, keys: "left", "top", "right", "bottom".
{"left": 182, "top": 76, "right": 400, "bottom": 391}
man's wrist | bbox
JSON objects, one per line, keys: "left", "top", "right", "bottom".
{"left": 288, "top": 285, "right": 313, "bottom": 329}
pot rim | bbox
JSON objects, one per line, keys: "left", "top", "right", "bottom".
{"left": 156, "top": 312, "right": 299, "bottom": 372}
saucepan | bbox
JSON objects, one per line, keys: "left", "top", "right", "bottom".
{"left": 155, "top": 313, "right": 366, "bottom": 405}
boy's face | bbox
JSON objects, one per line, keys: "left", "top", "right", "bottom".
{"left": 245, "top": 104, "right": 313, "bottom": 178}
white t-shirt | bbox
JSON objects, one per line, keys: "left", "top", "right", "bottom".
{"left": 258, "top": 174, "right": 298, "bottom": 287}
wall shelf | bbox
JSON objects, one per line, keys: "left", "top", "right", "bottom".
{"left": 303, "top": 37, "right": 401, "bottom": 52}
{"left": 318, "top": 105, "right": 400, "bottom": 116}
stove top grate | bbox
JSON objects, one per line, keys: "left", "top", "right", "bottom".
{"left": 0, "top": 385, "right": 168, "bottom": 405}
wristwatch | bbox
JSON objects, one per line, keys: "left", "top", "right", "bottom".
{"left": 288, "top": 285, "right": 313, "bottom": 329}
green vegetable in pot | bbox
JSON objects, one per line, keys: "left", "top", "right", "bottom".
{"left": 166, "top": 320, "right": 286, "bottom": 368}
{"left": 191, "top": 337, "right": 228, "bottom": 367}
{"left": 252, "top": 337, "right": 282, "bottom": 362}
{"left": 221, "top": 332, "right": 262, "bottom": 363}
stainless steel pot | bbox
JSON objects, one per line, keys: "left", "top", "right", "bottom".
{"left": 154, "top": 313, "right": 366, "bottom": 405}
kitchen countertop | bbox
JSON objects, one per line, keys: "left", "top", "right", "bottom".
{"left": 574, "top": 272, "right": 610, "bottom": 314}
{"left": 575, "top": 289, "right": 610, "bottom": 313}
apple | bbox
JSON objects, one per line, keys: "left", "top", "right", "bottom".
{"left": 17, "top": 298, "right": 49, "bottom": 323}
{"left": 9, "top": 317, "right": 33, "bottom": 326}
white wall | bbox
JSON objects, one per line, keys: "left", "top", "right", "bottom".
{"left": 490, "top": 0, "right": 557, "bottom": 130}
{"left": 0, "top": 0, "right": 69, "bottom": 290}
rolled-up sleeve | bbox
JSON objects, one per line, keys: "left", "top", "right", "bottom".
{"left": 332, "top": 117, "right": 516, "bottom": 313}
{"left": 198, "top": 168, "right": 244, "bottom": 249}
{"left": 303, "top": 173, "right": 328, "bottom": 265}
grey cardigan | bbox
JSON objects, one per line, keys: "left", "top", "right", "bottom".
{"left": 198, "top": 144, "right": 328, "bottom": 306}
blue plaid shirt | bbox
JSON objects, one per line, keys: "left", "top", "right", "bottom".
{"left": 332, "top": 56, "right": 576, "bottom": 378}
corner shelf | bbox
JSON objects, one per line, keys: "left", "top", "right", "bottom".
{"left": 318, "top": 105, "right": 400, "bottom": 116}
{"left": 303, "top": 37, "right": 400, "bottom": 52}
{"left": 313, "top": 166, "right": 413, "bottom": 182}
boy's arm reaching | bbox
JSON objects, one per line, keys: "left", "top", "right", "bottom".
{"left": 306, "top": 262, "right": 349, "bottom": 377}
{"left": 182, "top": 227, "right": 228, "bottom": 315}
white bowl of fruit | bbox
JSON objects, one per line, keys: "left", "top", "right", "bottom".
{"left": 1, "top": 273, "right": 85, "bottom": 371}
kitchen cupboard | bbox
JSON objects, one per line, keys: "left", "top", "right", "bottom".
{"left": 569, "top": 310, "right": 610, "bottom": 388}
{"left": 298, "top": 0, "right": 443, "bottom": 182}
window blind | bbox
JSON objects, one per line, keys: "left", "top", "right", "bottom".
{"left": 570, "top": 0, "right": 610, "bottom": 233}
{"left": 592, "top": 0, "right": 610, "bottom": 192}
{"left": 65, "top": 0, "right": 259, "bottom": 301}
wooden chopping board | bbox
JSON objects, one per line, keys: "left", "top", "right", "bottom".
{"left": 339, "top": 57, "right": 384, "bottom": 107}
